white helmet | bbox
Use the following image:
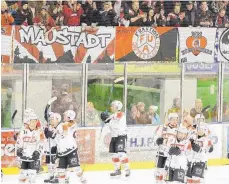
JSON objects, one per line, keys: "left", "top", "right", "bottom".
{"left": 24, "top": 113, "right": 38, "bottom": 124}
{"left": 64, "top": 110, "right": 76, "bottom": 121}
{"left": 24, "top": 108, "right": 35, "bottom": 119}
{"left": 194, "top": 114, "right": 205, "bottom": 125}
{"left": 197, "top": 122, "right": 208, "bottom": 135}
{"left": 111, "top": 100, "right": 123, "bottom": 111}
{"left": 168, "top": 113, "right": 179, "bottom": 120}
{"left": 50, "top": 113, "right": 61, "bottom": 123}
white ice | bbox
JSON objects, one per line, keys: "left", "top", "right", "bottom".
{"left": 2, "top": 166, "right": 229, "bottom": 184}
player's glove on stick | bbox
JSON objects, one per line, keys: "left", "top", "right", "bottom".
{"left": 32, "top": 150, "right": 40, "bottom": 161}
{"left": 156, "top": 137, "right": 164, "bottom": 146}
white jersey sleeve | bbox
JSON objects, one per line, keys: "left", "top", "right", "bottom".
{"left": 55, "top": 122, "right": 77, "bottom": 157}
{"left": 108, "top": 112, "right": 127, "bottom": 137}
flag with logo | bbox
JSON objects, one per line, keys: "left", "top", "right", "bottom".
{"left": 115, "top": 27, "right": 178, "bottom": 62}
{"left": 217, "top": 28, "right": 229, "bottom": 63}
{"left": 179, "top": 27, "right": 217, "bottom": 64}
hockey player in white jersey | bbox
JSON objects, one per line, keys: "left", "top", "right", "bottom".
{"left": 154, "top": 113, "right": 178, "bottom": 183}
{"left": 186, "top": 122, "right": 213, "bottom": 184}
{"left": 52, "top": 110, "right": 86, "bottom": 184}
{"left": 165, "top": 126, "right": 192, "bottom": 183}
{"left": 16, "top": 113, "right": 43, "bottom": 184}
{"left": 43, "top": 112, "right": 61, "bottom": 183}
{"left": 100, "top": 100, "right": 130, "bottom": 177}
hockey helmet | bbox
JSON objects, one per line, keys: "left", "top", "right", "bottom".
{"left": 64, "top": 110, "right": 76, "bottom": 121}
{"left": 177, "top": 125, "right": 189, "bottom": 140}
{"left": 111, "top": 100, "right": 123, "bottom": 111}
{"left": 23, "top": 108, "right": 35, "bottom": 121}
{"left": 168, "top": 113, "right": 179, "bottom": 120}
{"left": 197, "top": 122, "right": 208, "bottom": 135}
{"left": 50, "top": 113, "right": 61, "bottom": 123}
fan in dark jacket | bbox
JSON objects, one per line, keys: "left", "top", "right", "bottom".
{"left": 15, "top": 1, "right": 33, "bottom": 25}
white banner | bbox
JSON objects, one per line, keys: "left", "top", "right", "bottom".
{"left": 218, "top": 28, "right": 229, "bottom": 63}
{"left": 179, "top": 28, "right": 217, "bottom": 63}
{"left": 95, "top": 125, "right": 158, "bottom": 163}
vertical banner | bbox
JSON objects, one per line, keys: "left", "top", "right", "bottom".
{"left": 179, "top": 28, "right": 217, "bottom": 72}
{"left": 1, "top": 26, "right": 13, "bottom": 63}
{"left": 1, "top": 131, "right": 17, "bottom": 168}
{"left": 115, "top": 27, "right": 178, "bottom": 62}
{"left": 218, "top": 28, "right": 229, "bottom": 63}
{"left": 76, "top": 129, "right": 96, "bottom": 164}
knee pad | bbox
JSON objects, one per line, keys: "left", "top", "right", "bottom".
{"left": 118, "top": 152, "right": 129, "bottom": 164}
{"left": 19, "top": 170, "right": 28, "bottom": 183}
{"left": 111, "top": 153, "right": 120, "bottom": 163}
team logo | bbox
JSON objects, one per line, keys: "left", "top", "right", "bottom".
{"left": 132, "top": 27, "right": 160, "bottom": 60}
{"left": 181, "top": 31, "right": 212, "bottom": 56}
{"left": 219, "top": 29, "right": 229, "bottom": 62}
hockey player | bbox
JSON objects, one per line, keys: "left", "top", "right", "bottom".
{"left": 165, "top": 126, "right": 192, "bottom": 183}
{"left": 186, "top": 122, "right": 213, "bottom": 184}
{"left": 16, "top": 113, "right": 43, "bottom": 184}
{"left": 153, "top": 113, "right": 179, "bottom": 183}
{"left": 43, "top": 112, "right": 61, "bottom": 183}
{"left": 53, "top": 110, "right": 86, "bottom": 184}
{"left": 100, "top": 100, "right": 131, "bottom": 177}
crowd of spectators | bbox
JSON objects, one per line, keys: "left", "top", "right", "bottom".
{"left": 2, "top": 0, "right": 229, "bottom": 28}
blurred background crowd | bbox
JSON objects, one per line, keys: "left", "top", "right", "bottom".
{"left": 2, "top": 0, "right": 229, "bottom": 28}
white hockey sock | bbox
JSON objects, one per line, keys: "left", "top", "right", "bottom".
{"left": 27, "top": 169, "right": 36, "bottom": 184}
{"left": 57, "top": 169, "right": 67, "bottom": 184}
{"left": 19, "top": 170, "right": 28, "bottom": 183}
{"left": 119, "top": 152, "right": 130, "bottom": 170}
{"left": 111, "top": 153, "right": 121, "bottom": 171}
{"left": 47, "top": 163, "right": 56, "bottom": 178}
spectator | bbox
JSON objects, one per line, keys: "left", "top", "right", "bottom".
{"left": 86, "top": 102, "right": 100, "bottom": 126}
{"left": 126, "top": 104, "right": 137, "bottom": 125}
{"left": 223, "top": 102, "right": 229, "bottom": 122}
{"left": 81, "top": 0, "right": 99, "bottom": 26}
{"left": 63, "top": 1, "right": 84, "bottom": 26}
{"left": 147, "top": 105, "right": 160, "bottom": 125}
{"left": 168, "top": 97, "right": 180, "bottom": 115}
{"left": 167, "top": 2, "right": 188, "bottom": 27}
{"left": 124, "top": 1, "right": 146, "bottom": 26}
{"left": 154, "top": 8, "right": 166, "bottom": 26}
{"left": 1, "top": 1, "right": 14, "bottom": 25}
{"left": 197, "top": 1, "right": 213, "bottom": 27}
{"left": 15, "top": 1, "right": 33, "bottom": 25}
{"left": 190, "top": 99, "right": 209, "bottom": 119}
{"left": 185, "top": 1, "right": 198, "bottom": 27}
{"left": 98, "top": 1, "right": 117, "bottom": 26}
{"left": 211, "top": 1, "right": 226, "bottom": 21}
{"left": 143, "top": 8, "right": 155, "bottom": 26}
{"left": 215, "top": 8, "right": 229, "bottom": 27}
{"left": 33, "top": 6, "right": 56, "bottom": 28}
{"left": 51, "top": 1, "right": 64, "bottom": 26}
{"left": 135, "top": 102, "right": 149, "bottom": 124}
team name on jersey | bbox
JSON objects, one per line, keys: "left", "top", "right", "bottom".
{"left": 23, "top": 136, "right": 37, "bottom": 143}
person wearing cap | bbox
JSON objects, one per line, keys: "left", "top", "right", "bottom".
{"left": 33, "top": 5, "right": 56, "bottom": 28}
{"left": 1, "top": 0, "right": 14, "bottom": 25}
{"left": 15, "top": 1, "right": 33, "bottom": 25}
{"left": 185, "top": 1, "right": 198, "bottom": 27}
{"left": 53, "top": 110, "right": 87, "bottom": 184}
{"left": 147, "top": 105, "right": 161, "bottom": 124}
{"left": 16, "top": 113, "right": 43, "bottom": 183}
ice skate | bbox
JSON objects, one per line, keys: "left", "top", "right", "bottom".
{"left": 110, "top": 169, "right": 121, "bottom": 177}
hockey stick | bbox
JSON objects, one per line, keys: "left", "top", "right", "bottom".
{"left": 12, "top": 110, "right": 18, "bottom": 140}
{"left": 99, "top": 77, "right": 124, "bottom": 139}
{"left": 44, "top": 97, "right": 58, "bottom": 170}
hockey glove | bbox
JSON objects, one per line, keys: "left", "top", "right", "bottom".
{"left": 169, "top": 146, "right": 181, "bottom": 156}
{"left": 44, "top": 127, "right": 55, "bottom": 139}
{"left": 209, "top": 145, "right": 213, "bottom": 153}
{"left": 100, "top": 112, "right": 111, "bottom": 123}
{"left": 192, "top": 142, "right": 201, "bottom": 152}
{"left": 32, "top": 150, "right": 40, "bottom": 161}
{"left": 16, "top": 148, "right": 23, "bottom": 157}
{"left": 156, "top": 137, "right": 164, "bottom": 146}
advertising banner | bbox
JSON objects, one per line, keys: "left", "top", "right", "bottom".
{"left": 115, "top": 27, "right": 178, "bottom": 62}
{"left": 218, "top": 28, "right": 229, "bottom": 63}
{"left": 179, "top": 28, "right": 217, "bottom": 72}
{"left": 1, "top": 26, "right": 115, "bottom": 64}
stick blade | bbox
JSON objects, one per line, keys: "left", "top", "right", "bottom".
{"left": 11, "top": 110, "right": 17, "bottom": 120}
{"left": 114, "top": 77, "right": 124, "bottom": 84}
{"left": 47, "top": 96, "right": 57, "bottom": 105}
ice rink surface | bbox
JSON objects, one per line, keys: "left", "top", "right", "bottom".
{"left": 2, "top": 166, "right": 229, "bottom": 184}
